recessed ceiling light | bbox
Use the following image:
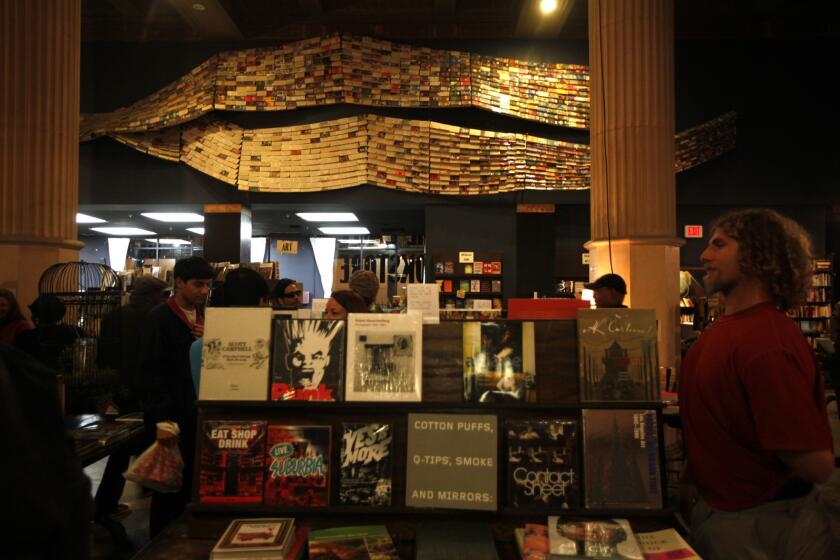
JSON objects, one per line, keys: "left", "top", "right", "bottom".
{"left": 146, "top": 238, "right": 191, "bottom": 246}
{"left": 76, "top": 213, "right": 106, "bottom": 224}
{"left": 346, "top": 244, "right": 395, "bottom": 250}
{"left": 337, "top": 239, "right": 377, "bottom": 244}
{"left": 539, "top": 0, "right": 558, "bottom": 15}
{"left": 297, "top": 212, "right": 358, "bottom": 222}
{"left": 319, "top": 226, "right": 370, "bottom": 235}
{"left": 186, "top": 227, "right": 205, "bottom": 235}
{"left": 91, "top": 227, "right": 156, "bottom": 236}
{"left": 141, "top": 212, "right": 204, "bottom": 223}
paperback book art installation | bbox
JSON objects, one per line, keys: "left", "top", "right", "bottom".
{"left": 80, "top": 35, "right": 735, "bottom": 195}
{"left": 463, "top": 321, "right": 536, "bottom": 402}
{"left": 506, "top": 419, "right": 579, "bottom": 509}
{"left": 577, "top": 309, "right": 659, "bottom": 402}
{"left": 264, "top": 425, "right": 331, "bottom": 507}
{"left": 199, "top": 307, "right": 272, "bottom": 401}
{"left": 85, "top": 111, "right": 734, "bottom": 195}
{"left": 548, "top": 516, "right": 643, "bottom": 559}
{"left": 346, "top": 313, "right": 423, "bottom": 401}
{"left": 582, "top": 409, "right": 663, "bottom": 510}
{"left": 271, "top": 318, "right": 345, "bottom": 401}
{"left": 340, "top": 422, "right": 393, "bottom": 506}
{"left": 199, "top": 420, "right": 267, "bottom": 504}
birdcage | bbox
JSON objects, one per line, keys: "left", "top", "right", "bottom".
{"left": 38, "top": 261, "right": 123, "bottom": 412}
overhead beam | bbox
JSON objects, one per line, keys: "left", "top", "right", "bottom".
{"left": 167, "top": 0, "right": 243, "bottom": 40}
{"left": 515, "top": 0, "right": 575, "bottom": 38}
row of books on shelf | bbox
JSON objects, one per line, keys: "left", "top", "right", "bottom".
{"left": 212, "top": 518, "right": 697, "bottom": 560}
{"left": 199, "top": 309, "right": 660, "bottom": 404}
{"left": 805, "top": 287, "right": 832, "bottom": 302}
{"left": 812, "top": 273, "right": 832, "bottom": 287}
{"left": 198, "top": 410, "right": 662, "bottom": 511}
{"left": 436, "top": 278, "right": 502, "bottom": 293}
{"left": 434, "top": 260, "right": 502, "bottom": 275}
{"left": 793, "top": 305, "right": 832, "bottom": 319}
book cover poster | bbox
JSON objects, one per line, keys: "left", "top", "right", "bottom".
{"left": 271, "top": 318, "right": 345, "bottom": 401}
{"left": 308, "top": 525, "right": 399, "bottom": 560}
{"left": 548, "top": 517, "right": 643, "bottom": 559}
{"left": 577, "top": 309, "right": 659, "bottom": 402}
{"left": 199, "top": 307, "right": 272, "bottom": 400}
{"left": 463, "top": 321, "right": 536, "bottom": 402}
{"left": 405, "top": 413, "right": 497, "bottom": 511}
{"left": 582, "top": 409, "right": 662, "bottom": 510}
{"left": 199, "top": 420, "right": 267, "bottom": 504}
{"left": 346, "top": 313, "right": 423, "bottom": 401}
{"left": 264, "top": 425, "right": 331, "bottom": 507}
{"left": 340, "top": 422, "right": 393, "bottom": 506}
{"left": 506, "top": 419, "right": 579, "bottom": 509}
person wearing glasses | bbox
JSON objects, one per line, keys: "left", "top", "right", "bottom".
{"left": 273, "top": 278, "right": 303, "bottom": 308}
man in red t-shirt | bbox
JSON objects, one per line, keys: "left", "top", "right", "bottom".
{"left": 680, "top": 208, "right": 835, "bottom": 560}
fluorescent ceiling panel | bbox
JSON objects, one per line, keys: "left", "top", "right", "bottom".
{"left": 141, "top": 212, "right": 204, "bottom": 222}
{"left": 76, "top": 213, "right": 106, "bottom": 224}
{"left": 186, "top": 227, "right": 205, "bottom": 235}
{"left": 297, "top": 212, "right": 358, "bottom": 222}
{"left": 319, "top": 226, "right": 370, "bottom": 235}
{"left": 337, "top": 239, "right": 378, "bottom": 244}
{"left": 91, "top": 227, "right": 156, "bottom": 236}
{"left": 145, "top": 238, "right": 191, "bottom": 245}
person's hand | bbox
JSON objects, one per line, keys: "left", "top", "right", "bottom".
{"left": 192, "top": 322, "right": 204, "bottom": 338}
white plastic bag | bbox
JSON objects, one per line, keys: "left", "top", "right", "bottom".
{"left": 123, "top": 421, "right": 184, "bottom": 493}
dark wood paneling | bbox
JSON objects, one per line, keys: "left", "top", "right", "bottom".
{"left": 535, "top": 320, "right": 579, "bottom": 403}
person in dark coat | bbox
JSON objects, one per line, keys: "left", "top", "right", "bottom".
{"left": 93, "top": 276, "right": 167, "bottom": 519}
{"left": 138, "top": 256, "right": 213, "bottom": 537}
{"left": 0, "top": 343, "right": 92, "bottom": 559}
{"left": 15, "top": 294, "right": 81, "bottom": 372}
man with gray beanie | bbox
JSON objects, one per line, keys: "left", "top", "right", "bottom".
{"left": 349, "top": 269, "right": 380, "bottom": 311}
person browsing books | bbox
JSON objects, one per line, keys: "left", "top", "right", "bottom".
{"left": 138, "top": 256, "right": 213, "bottom": 537}
{"left": 189, "top": 266, "right": 270, "bottom": 394}
{"left": 325, "top": 289, "right": 368, "bottom": 320}
{"left": 679, "top": 209, "right": 834, "bottom": 560}
{"left": 349, "top": 269, "right": 380, "bottom": 311}
{"left": 273, "top": 278, "right": 303, "bottom": 308}
{"left": 583, "top": 273, "right": 627, "bottom": 308}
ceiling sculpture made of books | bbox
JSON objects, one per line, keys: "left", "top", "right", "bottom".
{"left": 103, "top": 112, "right": 735, "bottom": 195}
{"left": 81, "top": 34, "right": 736, "bottom": 194}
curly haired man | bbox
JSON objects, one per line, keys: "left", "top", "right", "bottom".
{"left": 680, "top": 208, "right": 834, "bottom": 560}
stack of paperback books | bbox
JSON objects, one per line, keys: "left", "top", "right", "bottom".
{"left": 308, "top": 525, "right": 399, "bottom": 560}
{"left": 211, "top": 518, "right": 309, "bottom": 560}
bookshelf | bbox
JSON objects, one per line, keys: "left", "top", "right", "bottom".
{"left": 189, "top": 320, "right": 670, "bottom": 525}
{"left": 792, "top": 258, "right": 834, "bottom": 348}
{"left": 431, "top": 253, "right": 504, "bottom": 312}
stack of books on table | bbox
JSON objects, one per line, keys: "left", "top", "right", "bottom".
{"left": 514, "top": 519, "right": 699, "bottom": 560}
{"left": 211, "top": 518, "right": 309, "bottom": 560}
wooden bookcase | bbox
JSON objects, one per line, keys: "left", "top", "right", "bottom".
{"left": 791, "top": 258, "right": 834, "bottom": 349}
{"left": 189, "top": 321, "right": 672, "bottom": 529}
{"left": 430, "top": 253, "right": 504, "bottom": 311}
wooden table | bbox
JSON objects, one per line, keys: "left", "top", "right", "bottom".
{"left": 67, "top": 413, "right": 148, "bottom": 546}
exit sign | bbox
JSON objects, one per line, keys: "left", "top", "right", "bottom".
{"left": 684, "top": 225, "right": 704, "bottom": 239}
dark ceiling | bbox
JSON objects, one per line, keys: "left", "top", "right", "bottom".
{"left": 81, "top": 0, "right": 839, "bottom": 43}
